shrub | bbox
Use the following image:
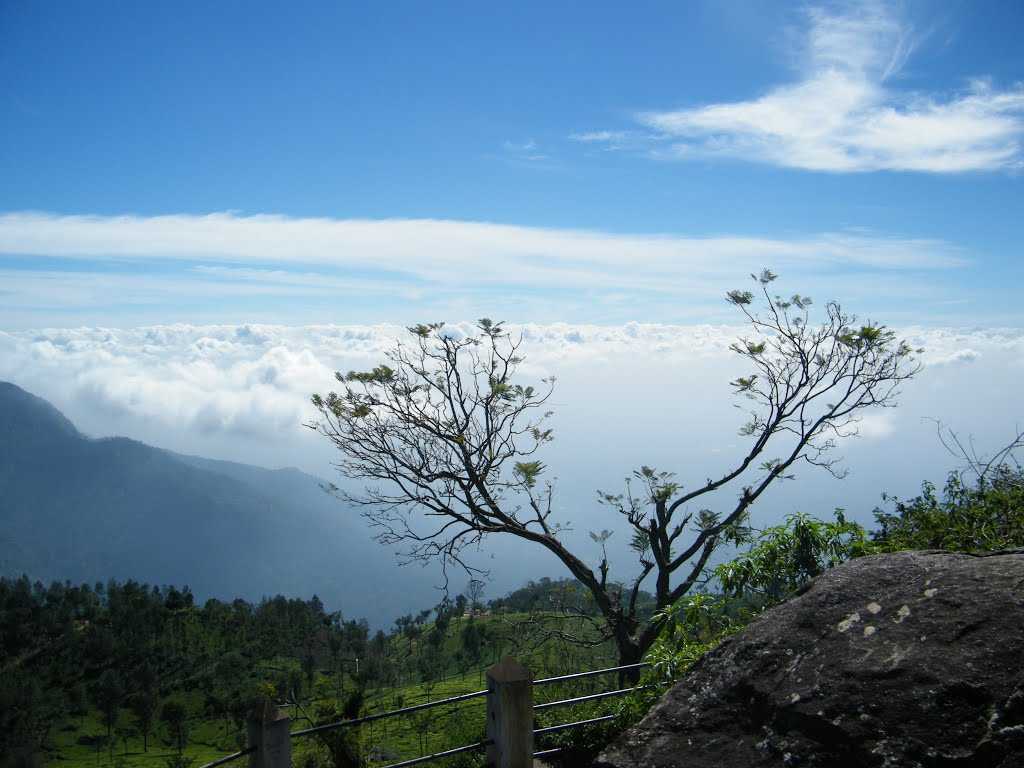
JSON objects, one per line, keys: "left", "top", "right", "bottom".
{"left": 873, "top": 467, "right": 1024, "bottom": 552}
{"left": 715, "top": 510, "right": 875, "bottom": 606}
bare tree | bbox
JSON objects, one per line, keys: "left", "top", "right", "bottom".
{"left": 309, "top": 271, "right": 921, "bottom": 666}
{"left": 466, "top": 579, "right": 486, "bottom": 612}
{"left": 928, "top": 418, "right": 1024, "bottom": 488}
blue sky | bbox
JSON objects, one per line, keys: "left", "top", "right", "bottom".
{"left": 1, "top": 0, "right": 1023, "bottom": 327}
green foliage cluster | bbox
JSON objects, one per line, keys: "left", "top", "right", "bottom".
{"left": 487, "top": 577, "right": 654, "bottom": 619}
{"left": 641, "top": 594, "right": 749, "bottom": 685}
{"left": 715, "top": 465, "right": 1024, "bottom": 611}
{"left": 872, "top": 466, "right": 1024, "bottom": 552}
{"left": 715, "top": 510, "right": 875, "bottom": 602}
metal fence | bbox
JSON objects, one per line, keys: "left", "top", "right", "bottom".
{"left": 529, "top": 662, "right": 649, "bottom": 761}
{"left": 198, "top": 658, "right": 650, "bottom": 768}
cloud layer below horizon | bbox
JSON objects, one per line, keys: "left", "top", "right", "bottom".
{"left": 3, "top": 320, "right": 1018, "bottom": 576}
{"left": 1, "top": 320, "right": 1015, "bottom": 465}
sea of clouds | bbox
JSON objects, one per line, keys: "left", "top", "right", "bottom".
{"left": 2, "top": 322, "right": 1019, "bottom": 582}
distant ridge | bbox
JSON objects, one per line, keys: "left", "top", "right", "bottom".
{"left": 0, "top": 380, "right": 81, "bottom": 439}
{"left": 0, "top": 381, "right": 438, "bottom": 625}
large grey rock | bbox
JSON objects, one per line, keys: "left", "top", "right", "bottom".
{"left": 596, "top": 550, "right": 1024, "bottom": 768}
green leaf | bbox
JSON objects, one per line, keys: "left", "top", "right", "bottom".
{"left": 726, "top": 290, "right": 754, "bottom": 306}
{"left": 514, "top": 461, "right": 546, "bottom": 488}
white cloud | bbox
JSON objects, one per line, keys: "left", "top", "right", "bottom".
{"left": 926, "top": 348, "right": 980, "bottom": 366}
{"left": 0, "top": 322, "right": 740, "bottom": 436}
{"left": 569, "top": 131, "right": 630, "bottom": 143}
{"left": 567, "top": 131, "right": 639, "bottom": 151}
{"left": 0, "top": 210, "right": 992, "bottom": 328}
{"left": 502, "top": 139, "right": 548, "bottom": 162}
{"left": 190, "top": 265, "right": 425, "bottom": 298}
{"left": 855, "top": 411, "right": 896, "bottom": 440}
{"left": 0, "top": 212, "right": 966, "bottom": 289}
{"left": 567, "top": 130, "right": 645, "bottom": 153}
{"left": 2, "top": 321, "right": 1018, "bottom": 448}
{"left": 603, "top": 3, "right": 1024, "bottom": 172}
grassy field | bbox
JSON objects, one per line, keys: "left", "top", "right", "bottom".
{"left": 49, "top": 695, "right": 237, "bottom": 768}
{"left": 289, "top": 613, "right": 625, "bottom": 768}
{"left": 288, "top": 657, "right": 627, "bottom": 768}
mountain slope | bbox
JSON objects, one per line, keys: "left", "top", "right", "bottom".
{"left": 0, "top": 381, "right": 438, "bottom": 625}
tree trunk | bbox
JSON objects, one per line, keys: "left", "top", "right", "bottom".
{"left": 615, "top": 637, "right": 644, "bottom": 686}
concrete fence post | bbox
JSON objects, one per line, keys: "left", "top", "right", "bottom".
{"left": 486, "top": 656, "right": 533, "bottom": 768}
{"left": 247, "top": 704, "right": 291, "bottom": 768}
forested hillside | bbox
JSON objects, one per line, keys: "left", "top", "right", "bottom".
{"left": 0, "top": 575, "right": 619, "bottom": 768}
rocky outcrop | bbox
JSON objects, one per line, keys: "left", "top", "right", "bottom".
{"left": 596, "top": 550, "right": 1024, "bottom": 768}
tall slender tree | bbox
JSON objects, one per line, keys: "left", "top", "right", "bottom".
{"left": 93, "top": 670, "right": 124, "bottom": 746}
{"left": 160, "top": 698, "right": 189, "bottom": 755}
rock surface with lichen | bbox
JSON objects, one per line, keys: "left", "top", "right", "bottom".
{"left": 595, "top": 550, "right": 1024, "bottom": 768}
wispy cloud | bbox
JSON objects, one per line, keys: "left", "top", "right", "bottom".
{"left": 0, "top": 210, "right": 975, "bottom": 326}
{"left": 582, "top": 3, "right": 1024, "bottom": 173}
{"left": 568, "top": 130, "right": 636, "bottom": 148}
{"left": 190, "top": 265, "right": 424, "bottom": 298}
{"left": 0, "top": 211, "right": 966, "bottom": 283}
{"left": 502, "top": 139, "right": 548, "bottom": 162}
{"left": 569, "top": 131, "right": 627, "bottom": 143}
{"left": 0, "top": 210, "right": 973, "bottom": 325}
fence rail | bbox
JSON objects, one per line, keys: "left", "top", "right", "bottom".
{"left": 199, "top": 658, "right": 650, "bottom": 768}
{"left": 533, "top": 713, "right": 615, "bottom": 737}
{"left": 533, "top": 662, "right": 648, "bottom": 686}
{"left": 289, "top": 688, "right": 489, "bottom": 738}
{"left": 381, "top": 739, "right": 492, "bottom": 768}
{"left": 533, "top": 685, "right": 642, "bottom": 711}
{"left": 199, "top": 747, "right": 255, "bottom": 768}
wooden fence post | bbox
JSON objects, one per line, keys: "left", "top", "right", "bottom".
{"left": 247, "top": 705, "right": 291, "bottom": 768}
{"left": 486, "top": 656, "right": 533, "bottom": 768}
